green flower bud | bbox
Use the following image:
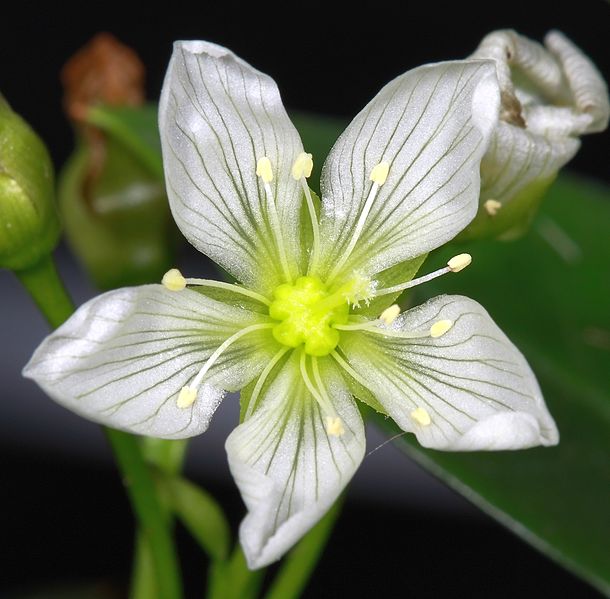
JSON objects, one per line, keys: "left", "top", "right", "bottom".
{"left": 0, "top": 95, "right": 60, "bottom": 270}
{"left": 460, "top": 30, "right": 609, "bottom": 241}
{"left": 58, "top": 35, "right": 179, "bottom": 290}
{"left": 59, "top": 111, "right": 178, "bottom": 290}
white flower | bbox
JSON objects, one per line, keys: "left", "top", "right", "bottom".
{"left": 463, "top": 29, "right": 609, "bottom": 239}
{"left": 23, "top": 41, "right": 558, "bottom": 568}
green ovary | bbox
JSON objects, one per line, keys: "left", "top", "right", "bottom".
{"left": 269, "top": 276, "right": 351, "bottom": 357}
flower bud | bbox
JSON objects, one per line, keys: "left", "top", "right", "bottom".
{"left": 460, "top": 30, "right": 609, "bottom": 241}
{"left": 0, "top": 95, "right": 60, "bottom": 270}
{"left": 58, "top": 34, "right": 179, "bottom": 289}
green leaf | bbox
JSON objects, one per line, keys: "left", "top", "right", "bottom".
{"left": 87, "top": 104, "right": 164, "bottom": 179}
{"left": 374, "top": 173, "right": 610, "bottom": 595}
{"left": 207, "top": 545, "right": 265, "bottom": 599}
{"left": 156, "top": 473, "right": 231, "bottom": 562}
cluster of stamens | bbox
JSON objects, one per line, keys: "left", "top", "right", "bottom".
{"left": 161, "top": 152, "right": 473, "bottom": 436}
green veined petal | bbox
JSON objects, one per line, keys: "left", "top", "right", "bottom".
{"left": 159, "top": 40, "right": 306, "bottom": 294}
{"left": 226, "top": 351, "right": 365, "bottom": 568}
{"left": 317, "top": 60, "right": 499, "bottom": 283}
{"left": 340, "top": 295, "right": 558, "bottom": 450}
{"left": 24, "top": 285, "right": 277, "bottom": 439}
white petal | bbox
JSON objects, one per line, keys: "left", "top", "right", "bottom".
{"left": 159, "top": 41, "right": 305, "bottom": 294}
{"left": 317, "top": 60, "right": 499, "bottom": 281}
{"left": 480, "top": 120, "right": 580, "bottom": 206}
{"left": 465, "top": 31, "right": 608, "bottom": 235}
{"left": 23, "top": 286, "right": 276, "bottom": 439}
{"left": 545, "top": 30, "right": 610, "bottom": 134}
{"left": 227, "top": 352, "right": 365, "bottom": 568}
{"left": 339, "top": 295, "right": 558, "bottom": 450}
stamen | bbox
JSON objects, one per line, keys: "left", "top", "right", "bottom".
{"left": 325, "top": 416, "right": 345, "bottom": 437}
{"left": 291, "top": 152, "right": 314, "bottom": 180}
{"left": 484, "top": 199, "right": 502, "bottom": 216}
{"left": 256, "top": 156, "right": 273, "bottom": 183}
{"left": 334, "top": 321, "right": 431, "bottom": 339}
{"left": 300, "top": 351, "right": 341, "bottom": 433}
{"left": 291, "top": 153, "right": 321, "bottom": 274}
{"left": 257, "top": 155, "right": 292, "bottom": 283}
{"left": 331, "top": 350, "right": 376, "bottom": 393}
{"left": 244, "top": 346, "right": 291, "bottom": 419}
{"left": 447, "top": 253, "right": 472, "bottom": 272}
{"left": 312, "top": 356, "right": 345, "bottom": 437}
{"left": 374, "top": 253, "right": 472, "bottom": 297}
{"left": 177, "top": 323, "right": 273, "bottom": 408}
{"left": 162, "top": 268, "right": 186, "bottom": 291}
{"left": 184, "top": 277, "right": 271, "bottom": 306}
{"left": 430, "top": 319, "right": 453, "bottom": 338}
{"left": 327, "top": 161, "right": 390, "bottom": 284}
{"left": 379, "top": 304, "right": 401, "bottom": 325}
{"left": 410, "top": 407, "right": 431, "bottom": 426}
{"left": 333, "top": 320, "right": 380, "bottom": 331}
{"left": 369, "top": 161, "right": 390, "bottom": 185}
{"left": 177, "top": 386, "right": 197, "bottom": 408}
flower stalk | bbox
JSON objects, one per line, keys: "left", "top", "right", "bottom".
{"left": 15, "top": 255, "right": 183, "bottom": 599}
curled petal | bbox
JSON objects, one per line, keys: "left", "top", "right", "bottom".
{"left": 339, "top": 295, "right": 558, "bottom": 450}
{"left": 464, "top": 29, "right": 609, "bottom": 239}
{"left": 545, "top": 30, "right": 610, "bottom": 133}
{"left": 159, "top": 41, "right": 305, "bottom": 294}
{"left": 227, "top": 352, "right": 365, "bottom": 567}
{"left": 317, "top": 60, "right": 499, "bottom": 282}
{"left": 23, "top": 286, "right": 276, "bottom": 439}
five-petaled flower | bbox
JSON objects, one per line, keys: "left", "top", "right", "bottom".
{"left": 24, "top": 41, "right": 559, "bottom": 568}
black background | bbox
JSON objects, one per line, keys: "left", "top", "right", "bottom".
{"left": 1, "top": 1, "right": 609, "bottom": 183}
{"left": 1, "top": 2, "right": 608, "bottom": 597}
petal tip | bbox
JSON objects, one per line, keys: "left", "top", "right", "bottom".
{"left": 451, "top": 411, "right": 557, "bottom": 451}
{"left": 174, "top": 39, "right": 231, "bottom": 59}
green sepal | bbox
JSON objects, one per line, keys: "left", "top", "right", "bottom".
{"left": 0, "top": 95, "right": 60, "bottom": 271}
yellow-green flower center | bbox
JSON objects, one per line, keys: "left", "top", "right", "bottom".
{"left": 269, "top": 275, "right": 369, "bottom": 356}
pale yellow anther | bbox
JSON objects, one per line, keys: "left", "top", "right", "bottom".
{"left": 447, "top": 253, "right": 472, "bottom": 273}
{"left": 256, "top": 156, "right": 274, "bottom": 183}
{"left": 291, "top": 152, "right": 314, "bottom": 180}
{"left": 430, "top": 319, "right": 453, "bottom": 338}
{"left": 369, "top": 161, "right": 390, "bottom": 186}
{"left": 326, "top": 416, "right": 345, "bottom": 437}
{"left": 379, "top": 304, "right": 401, "bottom": 325}
{"left": 162, "top": 268, "right": 186, "bottom": 291}
{"left": 484, "top": 199, "right": 502, "bottom": 216}
{"left": 410, "top": 407, "right": 431, "bottom": 426}
{"left": 177, "top": 386, "right": 197, "bottom": 409}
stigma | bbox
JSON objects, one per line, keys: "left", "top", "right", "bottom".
{"left": 269, "top": 275, "right": 372, "bottom": 356}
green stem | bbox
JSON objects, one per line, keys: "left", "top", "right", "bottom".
{"left": 107, "top": 429, "right": 183, "bottom": 599}
{"left": 263, "top": 498, "right": 343, "bottom": 599}
{"left": 207, "top": 545, "right": 265, "bottom": 599}
{"left": 16, "top": 254, "right": 183, "bottom": 599}
{"left": 143, "top": 437, "right": 189, "bottom": 476}
{"left": 15, "top": 254, "right": 74, "bottom": 327}
{"left": 131, "top": 530, "right": 157, "bottom": 599}
{"left": 131, "top": 437, "right": 189, "bottom": 598}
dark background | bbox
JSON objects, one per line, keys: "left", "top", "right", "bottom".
{"left": 1, "top": 1, "right": 609, "bottom": 183}
{"left": 1, "top": 2, "right": 608, "bottom": 597}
